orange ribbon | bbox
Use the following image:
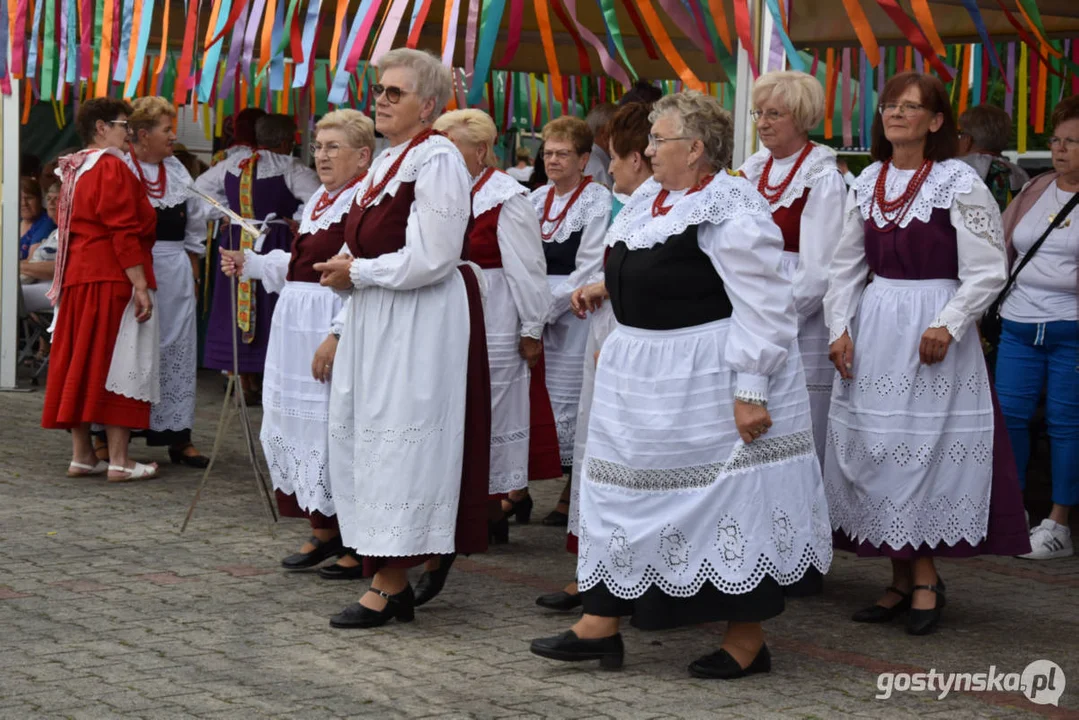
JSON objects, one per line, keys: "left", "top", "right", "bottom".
{"left": 911, "top": 0, "right": 946, "bottom": 58}
{"left": 1015, "top": 2, "right": 1062, "bottom": 58}
{"left": 94, "top": 0, "right": 115, "bottom": 97}
{"left": 957, "top": 44, "right": 971, "bottom": 116}
{"left": 174, "top": 0, "right": 200, "bottom": 106}
{"left": 152, "top": 0, "right": 170, "bottom": 90}
{"left": 259, "top": 0, "right": 278, "bottom": 75}
{"left": 534, "top": 0, "right": 563, "bottom": 104}
{"left": 838, "top": 0, "right": 880, "bottom": 68}
{"left": 706, "top": 0, "right": 733, "bottom": 53}
{"left": 1035, "top": 52, "right": 1046, "bottom": 133}
{"left": 329, "top": 0, "right": 347, "bottom": 73}
{"left": 639, "top": 0, "right": 704, "bottom": 90}
{"left": 124, "top": 0, "right": 144, "bottom": 94}
{"left": 824, "top": 48, "right": 836, "bottom": 139}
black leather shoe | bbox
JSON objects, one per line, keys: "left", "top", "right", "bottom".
{"left": 503, "top": 494, "right": 534, "bottom": 524}
{"left": 529, "top": 630, "right": 624, "bottom": 669}
{"left": 541, "top": 509, "right": 569, "bottom": 527}
{"left": 317, "top": 551, "right": 367, "bottom": 580}
{"left": 281, "top": 535, "right": 344, "bottom": 570}
{"left": 168, "top": 445, "right": 210, "bottom": 469}
{"left": 329, "top": 585, "right": 415, "bottom": 629}
{"left": 414, "top": 554, "right": 457, "bottom": 607}
{"left": 535, "top": 590, "right": 582, "bottom": 611}
{"left": 688, "top": 644, "right": 771, "bottom": 679}
{"left": 906, "top": 577, "right": 946, "bottom": 636}
{"left": 489, "top": 517, "right": 509, "bottom": 544}
{"left": 851, "top": 586, "right": 912, "bottom": 623}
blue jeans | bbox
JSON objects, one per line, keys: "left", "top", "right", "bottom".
{"left": 995, "top": 319, "right": 1079, "bottom": 506}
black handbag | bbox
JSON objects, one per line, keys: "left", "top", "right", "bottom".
{"left": 981, "top": 190, "right": 1079, "bottom": 352}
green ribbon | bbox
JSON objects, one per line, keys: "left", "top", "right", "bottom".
{"left": 93, "top": 0, "right": 104, "bottom": 82}
{"left": 466, "top": 0, "right": 506, "bottom": 106}
{"left": 254, "top": 0, "right": 302, "bottom": 84}
{"left": 315, "top": 58, "right": 328, "bottom": 115}
{"left": 41, "top": 0, "right": 57, "bottom": 100}
{"left": 597, "top": 0, "right": 637, "bottom": 81}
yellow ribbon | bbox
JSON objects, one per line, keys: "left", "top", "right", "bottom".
{"left": 237, "top": 154, "right": 259, "bottom": 343}
{"left": 1018, "top": 44, "right": 1028, "bottom": 154}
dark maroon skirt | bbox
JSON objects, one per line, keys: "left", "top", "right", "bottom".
{"left": 835, "top": 383, "right": 1031, "bottom": 559}
{"left": 275, "top": 490, "right": 338, "bottom": 531}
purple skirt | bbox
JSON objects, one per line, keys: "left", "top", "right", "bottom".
{"left": 835, "top": 383, "right": 1032, "bottom": 559}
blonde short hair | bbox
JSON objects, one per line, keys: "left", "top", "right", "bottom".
{"left": 432, "top": 109, "right": 499, "bottom": 167}
{"left": 650, "top": 91, "right": 734, "bottom": 171}
{"left": 752, "top": 71, "right": 825, "bottom": 133}
{"left": 129, "top": 96, "right": 176, "bottom": 139}
{"left": 378, "top": 48, "right": 453, "bottom": 122}
{"left": 541, "top": 116, "right": 593, "bottom": 155}
{"left": 316, "top": 109, "right": 376, "bottom": 153}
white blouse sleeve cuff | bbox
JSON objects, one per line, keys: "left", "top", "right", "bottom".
{"left": 734, "top": 373, "right": 770, "bottom": 405}
{"left": 520, "top": 322, "right": 544, "bottom": 340}
{"left": 348, "top": 258, "right": 367, "bottom": 289}
{"left": 241, "top": 249, "right": 263, "bottom": 281}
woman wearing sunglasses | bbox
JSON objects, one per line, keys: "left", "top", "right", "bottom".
{"left": 314, "top": 48, "right": 489, "bottom": 629}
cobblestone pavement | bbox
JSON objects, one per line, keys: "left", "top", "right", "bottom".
{"left": 1, "top": 372, "right": 1078, "bottom": 720}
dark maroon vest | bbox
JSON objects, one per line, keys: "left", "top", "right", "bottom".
{"left": 344, "top": 182, "right": 417, "bottom": 259}
{"left": 468, "top": 206, "right": 503, "bottom": 270}
{"left": 288, "top": 222, "right": 347, "bottom": 283}
{"left": 771, "top": 188, "right": 809, "bottom": 253}
{"left": 864, "top": 207, "right": 959, "bottom": 281}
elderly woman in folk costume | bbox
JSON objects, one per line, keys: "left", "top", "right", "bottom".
{"left": 531, "top": 91, "right": 832, "bottom": 678}
{"left": 42, "top": 98, "right": 160, "bottom": 481}
{"left": 537, "top": 101, "right": 656, "bottom": 613}
{"left": 118, "top": 96, "right": 212, "bottom": 468}
{"left": 415, "top": 108, "right": 552, "bottom": 602}
{"left": 195, "top": 113, "right": 319, "bottom": 404}
{"left": 220, "top": 110, "right": 375, "bottom": 578}
{"left": 314, "top": 48, "right": 489, "bottom": 629}
{"left": 530, "top": 116, "right": 613, "bottom": 527}
{"left": 824, "top": 72, "right": 1029, "bottom": 636}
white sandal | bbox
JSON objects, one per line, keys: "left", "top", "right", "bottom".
{"left": 107, "top": 462, "right": 159, "bottom": 482}
{"left": 67, "top": 460, "right": 110, "bottom": 478}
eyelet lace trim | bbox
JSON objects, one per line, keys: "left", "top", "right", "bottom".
{"left": 954, "top": 198, "right": 1005, "bottom": 251}
{"left": 123, "top": 155, "right": 195, "bottom": 209}
{"left": 417, "top": 200, "right": 471, "bottom": 223}
{"left": 264, "top": 432, "right": 336, "bottom": 518}
{"left": 473, "top": 170, "right": 528, "bottom": 218}
{"left": 149, "top": 324, "right": 197, "bottom": 432}
{"left": 360, "top": 134, "right": 463, "bottom": 208}
{"left": 606, "top": 175, "right": 771, "bottom": 250}
{"left": 529, "top": 182, "right": 612, "bottom": 244}
{"left": 739, "top": 145, "right": 840, "bottom": 210}
{"left": 223, "top": 150, "right": 301, "bottom": 180}
{"left": 855, "top": 159, "right": 978, "bottom": 229}
{"left": 298, "top": 183, "right": 362, "bottom": 236}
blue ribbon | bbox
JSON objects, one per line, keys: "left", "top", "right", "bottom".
{"left": 592, "top": 0, "right": 617, "bottom": 59}
{"left": 764, "top": 0, "right": 804, "bottom": 72}
{"left": 0, "top": 0, "right": 8, "bottom": 85}
{"left": 124, "top": 0, "right": 156, "bottom": 96}
{"left": 293, "top": 0, "right": 323, "bottom": 88}
{"left": 407, "top": 0, "right": 424, "bottom": 38}
{"left": 269, "top": 0, "right": 285, "bottom": 91}
{"left": 972, "top": 43, "right": 983, "bottom": 106}
{"left": 66, "top": 0, "right": 78, "bottom": 84}
{"left": 859, "top": 48, "right": 870, "bottom": 148}
{"left": 112, "top": 0, "right": 135, "bottom": 82}
{"left": 327, "top": 0, "right": 376, "bottom": 105}
{"left": 960, "top": 0, "right": 1009, "bottom": 91}
{"left": 26, "top": 0, "right": 45, "bottom": 78}
{"left": 466, "top": 0, "right": 507, "bottom": 106}
{"left": 197, "top": 0, "right": 231, "bottom": 101}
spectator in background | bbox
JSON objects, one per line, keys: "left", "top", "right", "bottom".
{"left": 173, "top": 143, "right": 209, "bottom": 179}
{"left": 584, "top": 103, "right": 615, "bottom": 188}
{"left": 958, "top": 105, "right": 1030, "bottom": 212}
{"left": 506, "top": 146, "right": 535, "bottom": 185}
{"left": 20, "top": 182, "right": 60, "bottom": 313}
{"left": 995, "top": 95, "right": 1079, "bottom": 560}
{"left": 21, "top": 152, "right": 42, "bottom": 180}
{"left": 529, "top": 141, "right": 548, "bottom": 191}
{"left": 19, "top": 177, "right": 56, "bottom": 260}
{"left": 836, "top": 156, "right": 859, "bottom": 187}
{"left": 618, "top": 79, "right": 663, "bottom": 107}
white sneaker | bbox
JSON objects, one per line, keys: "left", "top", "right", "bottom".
{"left": 1019, "top": 519, "right": 1074, "bottom": 560}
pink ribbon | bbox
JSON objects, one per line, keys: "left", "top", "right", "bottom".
{"left": 656, "top": 0, "right": 710, "bottom": 58}
{"left": 441, "top": 0, "right": 462, "bottom": 67}
{"left": 241, "top": 0, "right": 268, "bottom": 79}
{"left": 370, "top": 0, "right": 411, "bottom": 66}
{"left": 562, "top": 0, "right": 632, "bottom": 88}
{"left": 344, "top": 0, "right": 383, "bottom": 73}
{"left": 841, "top": 48, "right": 852, "bottom": 147}
{"left": 464, "top": 0, "right": 478, "bottom": 88}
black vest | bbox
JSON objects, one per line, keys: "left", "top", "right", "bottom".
{"left": 606, "top": 224, "right": 732, "bottom": 330}
{"left": 543, "top": 229, "right": 581, "bottom": 276}
{"left": 155, "top": 203, "right": 188, "bottom": 242}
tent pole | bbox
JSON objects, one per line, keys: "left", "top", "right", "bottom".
{"left": 0, "top": 80, "right": 21, "bottom": 390}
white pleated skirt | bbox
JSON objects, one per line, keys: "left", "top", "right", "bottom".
{"left": 260, "top": 281, "right": 343, "bottom": 517}
{"left": 149, "top": 243, "right": 197, "bottom": 433}
{"left": 577, "top": 319, "right": 834, "bottom": 600}
{"left": 779, "top": 251, "right": 835, "bottom": 466}
{"left": 483, "top": 268, "right": 531, "bottom": 494}
{"left": 328, "top": 273, "right": 470, "bottom": 556}
{"left": 543, "top": 274, "right": 591, "bottom": 465}
{"left": 568, "top": 302, "right": 618, "bottom": 538}
{"left": 823, "top": 277, "right": 994, "bottom": 550}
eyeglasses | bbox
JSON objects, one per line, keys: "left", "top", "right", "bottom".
{"left": 1048, "top": 136, "right": 1079, "bottom": 151}
{"left": 370, "top": 84, "right": 410, "bottom": 104}
{"left": 108, "top": 120, "right": 129, "bottom": 127}
{"left": 878, "top": 102, "right": 926, "bottom": 117}
{"left": 310, "top": 142, "right": 348, "bottom": 158}
{"left": 542, "top": 149, "right": 577, "bottom": 161}
{"left": 750, "top": 109, "right": 787, "bottom": 122}
{"left": 647, "top": 134, "right": 691, "bottom": 148}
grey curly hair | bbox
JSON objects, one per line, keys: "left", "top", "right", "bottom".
{"left": 377, "top": 48, "right": 453, "bottom": 123}
{"left": 649, "top": 91, "right": 734, "bottom": 171}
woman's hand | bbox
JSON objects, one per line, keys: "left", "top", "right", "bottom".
{"left": 518, "top": 336, "right": 542, "bottom": 368}
{"left": 734, "top": 400, "right": 772, "bottom": 445}
{"left": 311, "top": 335, "right": 339, "bottom": 383}
{"left": 829, "top": 331, "right": 855, "bottom": 380}
{"left": 220, "top": 249, "right": 245, "bottom": 277}
{"left": 314, "top": 257, "right": 354, "bottom": 290}
{"left": 133, "top": 286, "right": 153, "bottom": 324}
{"left": 919, "top": 326, "right": 952, "bottom": 365}
{"left": 571, "top": 281, "right": 609, "bottom": 319}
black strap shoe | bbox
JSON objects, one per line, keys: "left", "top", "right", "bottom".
{"left": 317, "top": 551, "right": 367, "bottom": 580}
{"left": 329, "top": 585, "right": 415, "bottom": 629}
{"left": 851, "top": 585, "right": 912, "bottom": 623}
{"left": 530, "top": 630, "right": 623, "bottom": 670}
{"left": 906, "top": 576, "right": 946, "bottom": 636}
{"left": 503, "top": 494, "right": 534, "bottom": 524}
{"left": 688, "top": 644, "right": 771, "bottom": 680}
{"left": 535, "top": 590, "right": 582, "bottom": 611}
{"left": 281, "top": 535, "right": 344, "bottom": 570}
{"left": 415, "top": 553, "right": 457, "bottom": 607}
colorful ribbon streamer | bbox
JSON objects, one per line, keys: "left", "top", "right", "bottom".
{"left": 838, "top": 0, "right": 879, "bottom": 68}
{"left": 549, "top": 0, "right": 592, "bottom": 77}
{"left": 534, "top": 0, "right": 562, "bottom": 103}
{"left": 441, "top": 0, "right": 462, "bottom": 68}
{"left": 639, "top": 0, "right": 704, "bottom": 90}
{"left": 370, "top": 0, "right": 411, "bottom": 66}
{"left": 619, "top": 0, "right": 658, "bottom": 60}
{"left": 327, "top": 0, "right": 376, "bottom": 104}
{"left": 597, "top": 0, "right": 638, "bottom": 80}
{"left": 959, "top": 0, "right": 1009, "bottom": 91}
{"left": 292, "top": 0, "right": 321, "bottom": 86}
{"left": 40, "top": 0, "right": 56, "bottom": 100}
{"left": 496, "top": 0, "right": 523, "bottom": 66}
{"left": 466, "top": 0, "right": 507, "bottom": 105}
{"left": 26, "top": 0, "right": 44, "bottom": 79}
{"left": 563, "top": 0, "right": 630, "bottom": 87}
{"left": 841, "top": 48, "right": 852, "bottom": 147}
{"left": 407, "top": 0, "right": 434, "bottom": 48}
{"left": 764, "top": 0, "right": 804, "bottom": 72}
{"left": 873, "top": 0, "right": 951, "bottom": 81}
{"left": 733, "top": 0, "right": 758, "bottom": 78}
{"left": 910, "top": 0, "right": 946, "bottom": 58}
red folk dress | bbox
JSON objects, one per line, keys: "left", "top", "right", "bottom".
{"left": 42, "top": 151, "right": 158, "bottom": 430}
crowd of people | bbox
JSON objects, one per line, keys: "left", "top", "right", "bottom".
{"left": 34, "top": 47, "right": 1079, "bottom": 679}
